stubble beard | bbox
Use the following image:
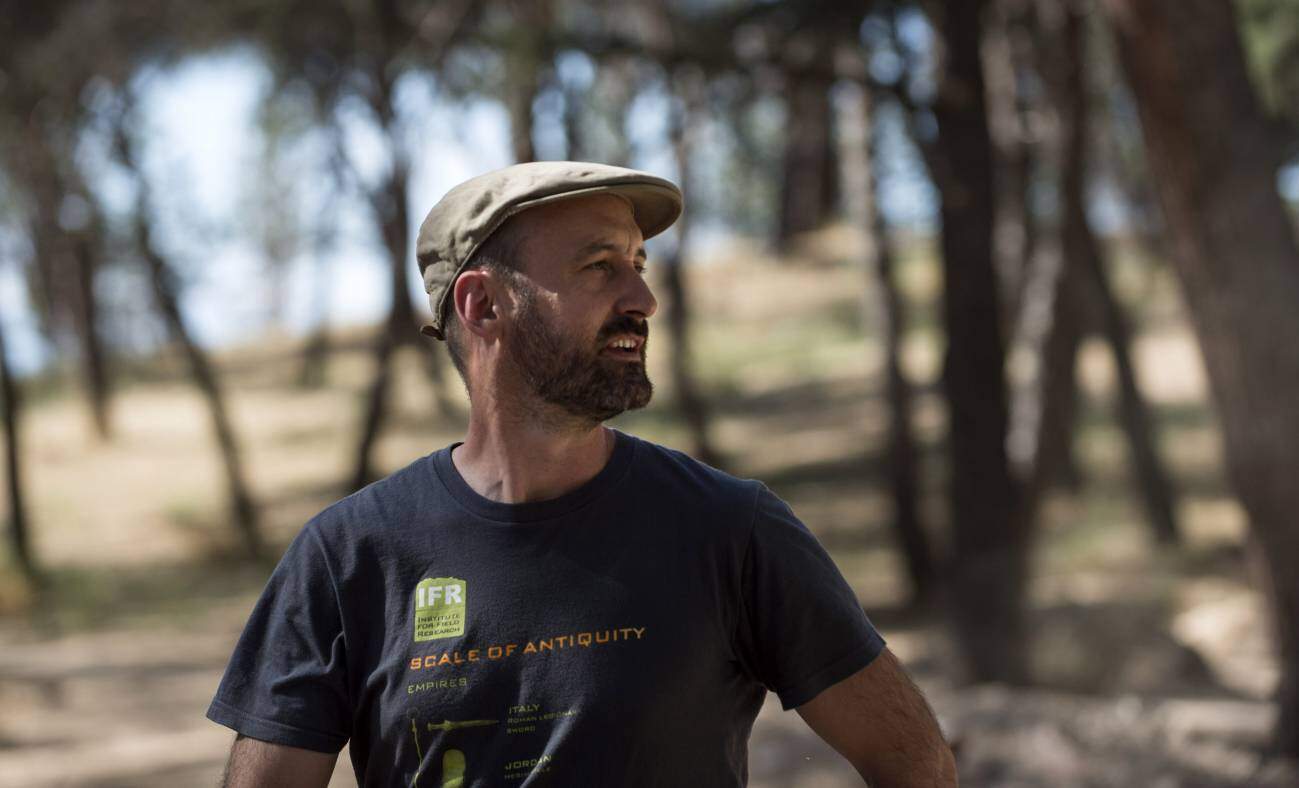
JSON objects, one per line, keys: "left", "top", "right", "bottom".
{"left": 505, "top": 280, "right": 653, "bottom": 425}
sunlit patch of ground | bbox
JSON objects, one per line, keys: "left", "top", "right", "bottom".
{"left": 2, "top": 230, "right": 1295, "bottom": 785}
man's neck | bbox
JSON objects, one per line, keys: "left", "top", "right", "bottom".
{"left": 451, "top": 407, "right": 614, "bottom": 505}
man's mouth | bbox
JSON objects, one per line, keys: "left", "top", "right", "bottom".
{"left": 600, "top": 334, "right": 644, "bottom": 361}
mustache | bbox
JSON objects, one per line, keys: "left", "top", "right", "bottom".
{"left": 597, "top": 316, "right": 649, "bottom": 344}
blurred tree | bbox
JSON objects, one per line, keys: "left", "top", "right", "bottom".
{"left": 111, "top": 100, "right": 265, "bottom": 559}
{"left": 235, "top": 0, "right": 479, "bottom": 489}
{"left": 1104, "top": 0, "right": 1299, "bottom": 754}
{"left": 18, "top": 141, "right": 114, "bottom": 442}
{"left": 724, "top": 0, "right": 851, "bottom": 249}
{"left": 0, "top": 2, "right": 118, "bottom": 442}
{"left": 984, "top": 0, "right": 1040, "bottom": 332}
{"left": 663, "top": 65, "right": 720, "bottom": 467}
{"left": 295, "top": 136, "right": 349, "bottom": 390}
{"left": 0, "top": 310, "right": 36, "bottom": 584}
{"left": 925, "top": 0, "right": 1028, "bottom": 683}
{"left": 859, "top": 84, "right": 936, "bottom": 607}
{"left": 502, "top": 0, "right": 554, "bottom": 163}
{"left": 1060, "top": 7, "right": 1177, "bottom": 544}
{"left": 340, "top": 0, "right": 471, "bottom": 489}
{"left": 776, "top": 42, "right": 837, "bottom": 249}
{"left": 1022, "top": 1, "right": 1179, "bottom": 544}
{"left": 0, "top": 0, "right": 285, "bottom": 561}
{"left": 247, "top": 96, "right": 309, "bottom": 337}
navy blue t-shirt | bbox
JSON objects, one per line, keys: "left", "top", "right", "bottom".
{"left": 207, "top": 429, "right": 884, "bottom": 786}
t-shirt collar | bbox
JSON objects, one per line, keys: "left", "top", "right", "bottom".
{"left": 430, "top": 427, "right": 636, "bottom": 523}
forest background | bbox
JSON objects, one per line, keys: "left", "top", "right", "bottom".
{"left": 3, "top": 0, "right": 1299, "bottom": 785}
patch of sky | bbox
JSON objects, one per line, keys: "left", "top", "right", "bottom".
{"left": 0, "top": 228, "right": 44, "bottom": 376}
{"left": 1280, "top": 161, "right": 1299, "bottom": 203}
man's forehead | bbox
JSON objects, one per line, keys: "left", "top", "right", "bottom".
{"left": 515, "top": 194, "right": 644, "bottom": 253}
{"left": 558, "top": 192, "right": 640, "bottom": 228}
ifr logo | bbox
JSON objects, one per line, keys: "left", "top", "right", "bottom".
{"left": 414, "top": 577, "right": 467, "bottom": 642}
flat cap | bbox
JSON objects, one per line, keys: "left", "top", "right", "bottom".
{"left": 416, "top": 161, "right": 683, "bottom": 340}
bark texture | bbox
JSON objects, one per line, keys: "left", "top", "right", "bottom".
{"left": 664, "top": 70, "right": 719, "bottom": 468}
{"left": 1105, "top": 0, "right": 1299, "bottom": 754}
{"left": 931, "top": 0, "right": 1029, "bottom": 683}
{"left": 111, "top": 111, "right": 263, "bottom": 559}
{"left": 862, "top": 87, "right": 935, "bottom": 606}
{"left": 1030, "top": 2, "right": 1179, "bottom": 543}
{"left": 777, "top": 64, "right": 838, "bottom": 249}
{"left": 348, "top": 0, "right": 460, "bottom": 490}
{"left": 0, "top": 315, "right": 36, "bottom": 583}
{"left": 133, "top": 198, "right": 264, "bottom": 560}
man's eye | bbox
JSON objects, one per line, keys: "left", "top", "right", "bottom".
{"left": 589, "top": 261, "right": 612, "bottom": 271}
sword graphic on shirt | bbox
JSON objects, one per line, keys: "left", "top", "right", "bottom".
{"left": 427, "top": 718, "right": 498, "bottom": 732}
{"left": 408, "top": 715, "right": 496, "bottom": 787}
{"left": 409, "top": 715, "right": 424, "bottom": 788}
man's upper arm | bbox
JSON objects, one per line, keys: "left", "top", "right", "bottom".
{"left": 220, "top": 734, "right": 340, "bottom": 788}
{"left": 207, "top": 522, "right": 353, "bottom": 752}
{"left": 796, "top": 647, "right": 957, "bottom": 787}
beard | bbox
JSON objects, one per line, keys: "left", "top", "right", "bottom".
{"left": 504, "top": 280, "right": 653, "bottom": 424}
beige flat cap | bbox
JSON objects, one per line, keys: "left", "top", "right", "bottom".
{"left": 415, "top": 160, "right": 683, "bottom": 340}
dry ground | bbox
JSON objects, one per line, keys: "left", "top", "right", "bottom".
{"left": 1, "top": 233, "right": 1296, "bottom": 786}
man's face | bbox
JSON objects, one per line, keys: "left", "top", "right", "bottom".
{"left": 500, "top": 194, "right": 658, "bottom": 424}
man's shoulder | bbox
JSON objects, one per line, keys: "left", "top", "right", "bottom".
{"left": 626, "top": 432, "right": 762, "bottom": 509}
{"left": 302, "top": 450, "right": 441, "bottom": 547}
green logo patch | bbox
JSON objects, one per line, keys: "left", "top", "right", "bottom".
{"left": 414, "top": 577, "right": 466, "bottom": 642}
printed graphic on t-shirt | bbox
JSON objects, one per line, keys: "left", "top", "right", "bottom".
{"left": 405, "top": 619, "right": 649, "bottom": 784}
{"left": 407, "top": 705, "right": 572, "bottom": 785}
{"left": 407, "top": 625, "right": 648, "bottom": 673}
{"left": 414, "top": 577, "right": 467, "bottom": 641}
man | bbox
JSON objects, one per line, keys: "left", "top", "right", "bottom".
{"left": 208, "top": 161, "right": 957, "bottom": 787}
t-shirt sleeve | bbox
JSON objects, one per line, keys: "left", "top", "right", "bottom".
{"left": 734, "top": 482, "right": 886, "bottom": 710}
{"left": 206, "top": 520, "right": 351, "bottom": 753}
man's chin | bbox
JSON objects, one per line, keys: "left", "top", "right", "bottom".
{"left": 571, "top": 384, "right": 652, "bottom": 423}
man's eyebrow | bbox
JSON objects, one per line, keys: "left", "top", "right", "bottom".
{"left": 575, "top": 242, "right": 648, "bottom": 261}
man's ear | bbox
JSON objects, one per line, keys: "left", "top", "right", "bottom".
{"left": 451, "top": 269, "right": 502, "bottom": 341}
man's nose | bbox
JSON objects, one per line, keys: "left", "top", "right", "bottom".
{"left": 617, "top": 266, "right": 658, "bottom": 320}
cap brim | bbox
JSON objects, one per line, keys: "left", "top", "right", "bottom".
{"left": 511, "top": 181, "right": 682, "bottom": 240}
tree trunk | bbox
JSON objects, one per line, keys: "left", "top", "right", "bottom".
{"left": 19, "top": 133, "right": 114, "bottom": 442}
{"left": 1052, "top": 3, "right": 1179, "bottom": 543}
{"left": 1011, "top": 251, "right": 1087, "bottom": 512}
{"left": 1092, "top": 263, "right": 1179, "bottom": 543}
{"left": 777, "top": 72, "right": 837, "bottom": 249}
{"left": 504, "top": 0, "right": 551, "bottom": 165}
{"left": 297, "top": 329, "right": 330, "bottom": 389}
{"left": 664, "top": 70, "right": 719, "bottom": 468}
{"left": 1006, "top": 0, "right": 1079, "bottom": 513}
{"left": 930, "top": 0, "right": 1028, "bottom": 684}
{"left": 296, "top": 240, "right": 333, "bottom": 390}
{"left": 860, "top": 87, "right": 936, "bottom": 607}
{"left": 352, "top": 330, "right": 397, "bottom": 491}
{"left": 984, "top": 0, "right": 1039, "bottom": 333}
{"left": 132, "top": 207, "right": 264, "bottom": 559}
{"left": 350, "top": 146, "right": 411, "bottom": 491}
{"left": 1104, "top": 0, "right": 1299, "bottom": 754}
{"left": 0, "top": 315, "right": 37, "bottom": 584}
{"left": 70, "top": 230, "right": 112, "bottom": 442}
{"left": 562, "top": 78, "right": 586, "bottom": 162}
{"left": 115, "top": 120, "right": 263, "bottom": 558}
{"left": 350, "top": 89, "right": 458, "bottom": 489}
{"left": 507, "top": 63, "right": 539, "bottom": 164}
